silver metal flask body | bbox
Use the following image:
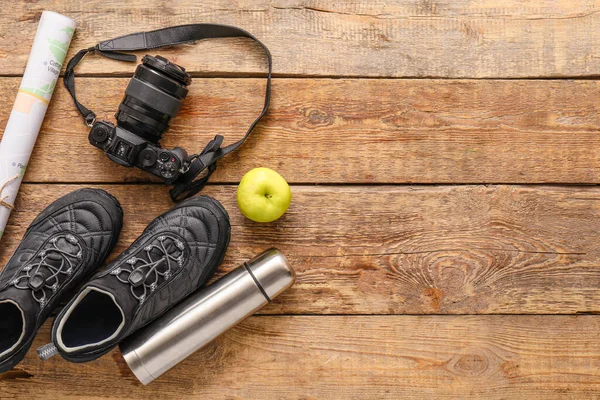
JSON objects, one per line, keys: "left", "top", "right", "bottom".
{"left": 120, "top": 248, "right": 295, "bottom": 384}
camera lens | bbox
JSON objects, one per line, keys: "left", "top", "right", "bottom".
{"left": 116, "top": 55, "right": 192, "bottom": 144}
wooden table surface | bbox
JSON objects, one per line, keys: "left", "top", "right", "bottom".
{"left": 1, "top": 1, "right": 600, "bottom": 399}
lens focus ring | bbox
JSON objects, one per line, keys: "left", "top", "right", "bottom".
{"left": 125, "top": 78, "right": 183, "bottom": 117}
{"left": 115, "top": 55, "right": 191, "bottom": 144}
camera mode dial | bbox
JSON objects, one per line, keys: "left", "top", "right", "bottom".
{"left": 159, "top": 161, "right": 178, "bottom": 179}
{"left": 91, "top": 124, "right": 110, "bottom": 144}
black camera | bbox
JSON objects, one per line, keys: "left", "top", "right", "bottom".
{"left": 66, "top": 24, "right": 272, "bottom": 201}
{"left": 88, "top": 55, "right": 192, "bottom": 184}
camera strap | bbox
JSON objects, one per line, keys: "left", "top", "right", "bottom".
{"left": 63, "top": 24, "right": 272, "bottom": 201}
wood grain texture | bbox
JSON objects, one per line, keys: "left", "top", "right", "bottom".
{"left": 1, "top": 1, "right": 600, "bottom": 397}
{"left": 2, "top": 1, "right": 600, "bottom": 77}
{"left": 2, "top": 316, "right": 600, "bottom": 399}
{"left": 1, "top": 78, "right": 599, "bottom": 184}
{"left": 1, "top": 184, "right": 600, "bottom": 315}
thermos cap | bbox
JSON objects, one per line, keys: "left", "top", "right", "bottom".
{"left": 246, "top": 248, "right": 295, "bottom": 300}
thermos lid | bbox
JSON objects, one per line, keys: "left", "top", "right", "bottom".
{"left": 245, "top": 248, "right": 295, "bottom": 300}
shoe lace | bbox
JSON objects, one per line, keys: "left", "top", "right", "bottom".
{"left": 110, "top": 235, "right": 186, "bottom": 305}
{"left": 12, "top": 234, "right": 83, "bottom": 307}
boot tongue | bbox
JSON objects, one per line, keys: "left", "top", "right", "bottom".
{"left": 26, "top": 235, "right": 81, "bottom": 292}
{"left": 154, "top": 237, "right": 183, "bottom": 259}
{"left": 43, "top": 252, "right": 64, "bottom": 269}
{"left": 44, "top": 236, "right": 80, "bottom": 269}
{"left": 54, "top": 236, "right": 80, "bottom": 255}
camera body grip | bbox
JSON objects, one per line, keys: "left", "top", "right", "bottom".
{"left": 89, "top": 120, "right": 188, "bottom": 184}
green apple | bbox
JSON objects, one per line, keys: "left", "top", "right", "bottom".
{"left": 237, "top": 167, "right": 292, "bottom": 222}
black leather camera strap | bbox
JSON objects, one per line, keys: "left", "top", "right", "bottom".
{"left": 64, "top": 24, "right": 272, "bottom": 201}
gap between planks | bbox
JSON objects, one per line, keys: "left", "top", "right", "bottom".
{"left": 0, "top": 73, "right": 599, "bottom": 80}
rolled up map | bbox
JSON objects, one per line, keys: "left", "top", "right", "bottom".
{"left": 0, "top": 11, "right": 76, "bottom": 241}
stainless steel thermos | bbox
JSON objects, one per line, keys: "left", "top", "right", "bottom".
{"left": 119, "top": 248, "right": 295, "bottom": 385}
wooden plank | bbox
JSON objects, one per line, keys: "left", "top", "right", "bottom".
{"left": 2, "top": 316, "right": 600, "bottom": 399}
{"left": 2, "top": 1, "right": 600, "bottom": 78}
{"left": 2, "top": 184, "right": 600, "bottom": 315}
{"left": 1, "top": 78, "right": 599, "bottom": 184}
